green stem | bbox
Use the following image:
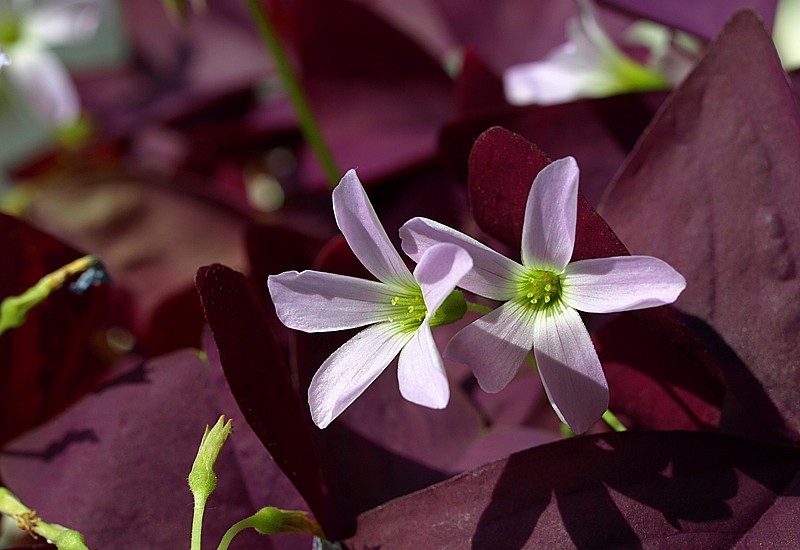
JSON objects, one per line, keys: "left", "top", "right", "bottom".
{"left": 216, "top": 516, "right": 258, "bottom": 550}
{"left": 602, "top": 409, "right": 627, "bottom": 432}
{"left": 465, "top": 301, "right": 492, "bottom": 315}
{"left": 244, "top": 0, "right": 340, "bottom": 188}
{"left": 191, "top": 497, "right": 206, "bottom": 550}
{"left": 525, "top": 354, "right": 538, "bottom": 372}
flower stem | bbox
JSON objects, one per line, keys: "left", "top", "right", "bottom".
{"left": 602, "top": 409, "right": 627, "bottom": 432}
{"left": 216, "top": 516, "right": 257, "bottom": 550}
{"left": 244, "top": 0, "right": 340, "bottom": 188}
{"left": 465, "top": 301, "right": 492, "bottom": 315}
{"left": 191, "top": 497, "right": 206, "bottom": 550}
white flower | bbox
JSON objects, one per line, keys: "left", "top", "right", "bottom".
{"left": 268, "top": 170, "right": 472, "bottom": 428}
{"left": 503, "top": 0, "right": 678, "bottom": 106}
{"left": 0, "top": 0, "right": 104, "bottom": 126}
{"left": 400, "top": 157, "right": 686, "bottom": 433}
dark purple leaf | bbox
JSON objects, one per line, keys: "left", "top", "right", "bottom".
{"left": 195, "top": 264, "right": 334, "bottom": 531}
{"left": 0, "top": 214, "right": 111, "bottom": 445}
{"left": 432, "top": 0, "right": 576, "bottom": 72}
{"left": 465, "top": 126, "right": 728, "bottom": 432}
{"left": 598, "top": 0, "right": 777, "bottom": 40}
{"left": 599, "top": 11, "right": 800, "bottom": 440}
{"left": 345, "top": 431, "right": 800, "bottom": 549}
{"left": 271, "top": 0, "right": 454, "bottom": 189}
{"left": 441, "top": 92, "right": 666, "bottom": 205}
{"left": 0, "top": 351, "right": 293, "bottom": 550}
{"left": 597, "top": 314, "right": 724, "bottom": 431}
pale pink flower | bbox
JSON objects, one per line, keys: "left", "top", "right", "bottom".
{"left": 400, "top": 157, "right": 685, "bottom": 433}
{"left": 269, "top": 170, "right": 472, "bottom": 428}
{"left": 1, "top": 0, "right": 104, "bottom": 126}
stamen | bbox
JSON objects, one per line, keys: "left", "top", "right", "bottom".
{"left": 519, "top": 269, "right": 561, "bottom": 309}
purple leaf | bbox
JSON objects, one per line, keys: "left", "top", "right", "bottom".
{"left": 0, "top": 351, "right": 287, "bottom": 550}
{"left": 441, "top": 92, "right": 666, "bottom": 205}
{"left": 271, "top": 0, "right": 454, "bottom": 189}
{"left": 345, "top": 431, "right": 800, "bottom": 549}
{"left": 0, "top": 214, "right": 111, "bottom": 445}
{"left": 598, "top": 0, "right": 778, "bottom": 40}
{"left": 599, "top": 11, "right": 800, "bottom": 440}
{"left": 432, "top": 0, "right": 576, "bottom": 72}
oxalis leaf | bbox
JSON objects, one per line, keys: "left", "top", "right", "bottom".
{"left": 599, "top": 10, "right": 800, "bottom": 440}
{"left": 344, "top": 431, "right": 800, "bottom": 549}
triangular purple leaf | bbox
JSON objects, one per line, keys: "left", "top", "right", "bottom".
{"left": 600, "top": 11, "right": 800, "bottom": 440}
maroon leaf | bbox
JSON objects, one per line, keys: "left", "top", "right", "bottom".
{"left": 599, "top": 11, "right": 800, "bottom": 439}
{"left": 271, "top": 0, "right": 454, "bottom": 189}
{"left": 441, "top": 92, "right": 665, "bottom": 205}
{"left": 598, "top": 0, "right": 777, "bottom": 40}
{"left": 345, "top": 431, "right": 800, "bottom": 549}
{"left": 195, "top": 264, "right": 333, "bottom": 530}
{"left": 465, "top": 126, "right": 727, "bottom": 431}
{"left": 0, "top": 214, "right": 111, "bottom": 445}
{"left": 431, "top": 0, "right": 576, "bottom": 72}
{"left": 0, "top": 351, "right": 293, "bottom": 550}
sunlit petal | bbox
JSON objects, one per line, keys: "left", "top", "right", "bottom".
{"left": 414, "top": 242, "right": 472, "bottom": 314}
{"left": 397, "top": 321, "right": 449, "bottom": 409}
{"left": 533, "top": 305, "right": 608, "bottom": 434}
{"left": 562, "top": 255, "right": 686, "bottom": 313}
{"left": 308, "top": 324, "right": 412, "bottom": 429}
{"left": 333, "top": 170, "right": 415, "bottom": 287}
{"left": 445, "top": 300, "right": 536, "bottom": 393}
{"left": 521, "top": 157, "right": 579, "bottom": 272}
{"left": 268, "top": 270, "right": 395, "bottom": 332}
{"left": 401, "top": 217, "right": 524, "bottom": 301}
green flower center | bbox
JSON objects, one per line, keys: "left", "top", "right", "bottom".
{"left": 387, "top": 289, "right": 466, "bottom": 332}
{"left": 519, "top": 270, "right": 561, "bottom": 309}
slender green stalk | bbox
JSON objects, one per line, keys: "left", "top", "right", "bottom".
{"left": 191, "top": 498, "right": 207, "bottom": 550}
{"left": 217, "top": 516, "right": 258, "bottom": 550}
{"left": 525, "top": 354, "right": 538, "bottom": 372}
{"left": 465, "top": 301, "right": 492, "bottom": 315}
{"left": 602, "top": 409, "right": 627, "bottom": 432}
{"left": 244, "top": 0, "right": 340, "bottom": 188}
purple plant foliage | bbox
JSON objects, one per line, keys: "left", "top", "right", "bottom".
{"left": 440, "top": 50, "right": 667, "bottom": 205}
{"left": 464, "top": 126, "right": 727, "bottom": 432}
{"left": 344, "top": 431, "right": 800, "bottom": 549}
{"left": 0, "top": 351, "right": 307, "bottom": 550}
{"left": 269, "top": 0, "right": 455, "bottom": 190}
{"left": 0, "top": 214, "right": 111, "bottom": 446}
{"left": 600, "top": 11, "right": 800, "bottom": 441}
{"left": 598, "top": 0, "right": 778, "bottom": 40}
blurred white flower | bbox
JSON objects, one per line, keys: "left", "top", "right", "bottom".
{"left": 504, "top": 0, "right": 696, "bottom": 106}
{"left": 0, "top": 0, "right": 104, "bottom": 126}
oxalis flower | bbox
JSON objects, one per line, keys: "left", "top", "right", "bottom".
{"left": 400, "top": 157, "right": 686, "bottom": 433}
{"left": 503, "top": 0, "right": 685, "bottom": 106}
{"left": 268, "top": 170, "right": 472, "bottom": 429}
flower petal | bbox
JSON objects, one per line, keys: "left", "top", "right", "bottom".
{"left": 413, "top": 242, "right": 473, "bottom": 314}
{"left": 533, "top": 305, "right": 608, "bottom": 434}
{"left": 400, "top": 217, "right": 524, "bottom": 301}
{"left": 561, "top": 255, "right": 686, "bottom": 313}
{"left": 308, "top": 324, "right": 411, "bottom": 428}
{"left": 521, "top": 156, "right": 579, "bottom": 272}
{"left": 27, "top": 0, "right": 104, "bottom": 45}
{"left": 397, "top": 321, "right": 449, "bottom": 409}
{"left": 445, "top": 301, "right": 536, "bottom": 393}
{"left": 7, "top": 49, "right": 80, "bottom": 126}
{"left": 268, "top": 270, "right": 394, "bottom": 332}
{"left": 333, "top": 170, "right": 415, "bottom": 287}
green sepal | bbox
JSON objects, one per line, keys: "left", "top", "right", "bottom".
{"left": 429, "top": 290, "right": 467, "bottom": 328}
